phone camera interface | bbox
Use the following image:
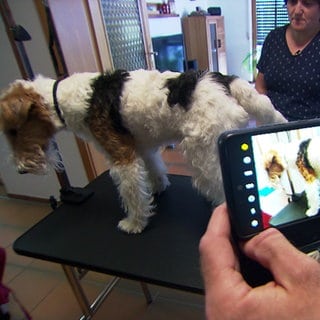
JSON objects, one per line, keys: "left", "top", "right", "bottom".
{"left": 241, "top": 126, "right": 320, "bottom": 231}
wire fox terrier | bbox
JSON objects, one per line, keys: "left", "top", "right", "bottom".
{"left": 0, "top": 69, "right": 286, "bottom": 233}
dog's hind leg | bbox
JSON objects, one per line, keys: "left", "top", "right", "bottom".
{"left": 180, "top": 136, "right": 225, "bottom": 205}
{"left": 178, "top": 94, "right": 253, "bottom": 204}
{"left": 139, "top": 148, "right": 170, "bottom": 194}
{"left": 110, "top": 159, "right": 155, "bottom": 233}
{"left": 229, "top": 78, "right": 287, "bottom": 124}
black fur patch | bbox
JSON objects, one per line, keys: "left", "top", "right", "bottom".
{"left": 209, "top": 72, "right": 238, "bottom": 93}
{"left": 297, "top": 139, "right": 312, "bottom": 170}
{"left": 166, "top": 70, "right": 205, "bottom": 110}
{"left": 86, "top": 70, "right": 130, "bottom": 134}
{"left": 166, "top": 70, "right": 237, "bottom": 110}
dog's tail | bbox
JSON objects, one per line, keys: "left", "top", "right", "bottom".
{"left": 229, "top": 78, "right": 287, "bottom": 125}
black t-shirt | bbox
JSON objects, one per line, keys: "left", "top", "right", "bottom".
{"left": 257, "top": 25, "right": 320, "bottom": 121}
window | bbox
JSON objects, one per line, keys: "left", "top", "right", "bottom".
{"left": 256, "top": 0, "right": 289, "bottom": 46}
{"left": 250, "top": 0, "right": 289, "bottom": 77}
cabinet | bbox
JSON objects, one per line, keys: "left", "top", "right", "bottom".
{"left": 182, "top": 16, "right": 227, "bottom": 74}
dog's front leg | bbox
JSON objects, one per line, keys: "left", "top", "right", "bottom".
{"left": 110, "top": 159, "right": 155, "bottom": 233}
{"left": 305, "top": 180, "right": 320, "bottom": 217}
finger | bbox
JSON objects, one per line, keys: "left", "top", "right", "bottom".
{"left": 200, "top": 204, "right": 248, "bottom": 288}
{"left": 243, "top": 227, "right": 308, "bottom": 286}
{"left": 205, "top": 203, "right": 231, "bottom": 239}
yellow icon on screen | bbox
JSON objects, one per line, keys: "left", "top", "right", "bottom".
{"left": 241, "top": 143, "right": 249, "bottom": 151}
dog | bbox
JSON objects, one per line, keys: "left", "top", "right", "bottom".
{"left": 0, "top": 69, "right": 286, "bottom": 233}
{"left": 263, "top": 137, "right": 320, "bottom": 217}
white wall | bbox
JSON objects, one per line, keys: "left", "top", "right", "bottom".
{"left": 208, "top": 0, "right": 253, "bottom": 80}
{"left": 0, "top": 0, "right": 88, "bottom": 199}
{"left": 149, "top": 16, "right": 182, "bottom": 37}
{"left": 175, "top": 0, "right": 208, "bottom": 17}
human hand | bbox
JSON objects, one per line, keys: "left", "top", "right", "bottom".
{"left": 199, "top": 203, "right": 320, "bottom": 320}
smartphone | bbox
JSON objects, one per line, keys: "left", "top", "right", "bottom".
{"left": 218, "top": 119, "right": 320, "bottom": 250}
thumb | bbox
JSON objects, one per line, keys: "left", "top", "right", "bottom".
{"left": 242, "top": 228, "right": 307, "bottom": 286}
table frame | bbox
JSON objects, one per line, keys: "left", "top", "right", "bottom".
{"left": 14, "top": 173, "right": 212, "bottom": 318}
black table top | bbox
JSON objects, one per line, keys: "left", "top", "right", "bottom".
{"left": 13, "top": 172, "right": 212, "bottom": 294}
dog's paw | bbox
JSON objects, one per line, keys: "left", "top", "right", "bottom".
{"left": 118, "top": 218, "right": 147, "bottom": 234}
{"left": 306, "top": 208, "right": 319, "bottom": 217}
{"left": 153, "top": 175, "right": 170, "bottom": 194}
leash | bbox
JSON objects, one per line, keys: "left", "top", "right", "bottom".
{"left": 52, "top": 78, "right": 66, "bottom": 126}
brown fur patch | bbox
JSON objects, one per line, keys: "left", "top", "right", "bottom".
{"left": 296, "top": 139, "right": 316, "bottom": 183}
{"left": 0, "top": 85, "right": 56, "bottom": 165}
{"left": 296, "top": 157, "right": 316, "bottom": 183}
{"left": 87, "top": 114, "right": 136, "bottom": 166}
{"left": 264, "top": 150, "right": 285, "bottom": 182}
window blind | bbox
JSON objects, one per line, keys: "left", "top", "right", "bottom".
{"left": 256, "top": 0, "right": 289, "bottom": 45}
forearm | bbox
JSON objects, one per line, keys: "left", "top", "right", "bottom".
{"left": 255, "top": 72, "right": 267, "bottom": 95}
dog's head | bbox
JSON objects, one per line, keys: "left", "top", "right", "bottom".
{"left": 0, "top": 82, "right": 58, "bottom": 174}
{"left": 263, "top": 149, "right": 286, "bottom": 185}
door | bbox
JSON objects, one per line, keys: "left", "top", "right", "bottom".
{"left": 207, "top": 21, "right": 218, "bottom": 72}
{"left": 48, "top": 0, "right": 153, "bottom": 179}
{"left": 100, "top": 0, "right": 154, "bottom": 70}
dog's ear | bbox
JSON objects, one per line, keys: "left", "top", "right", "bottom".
{"left": 263, "top": 150, "right": 276, "bottom": 170}
{"left": 0, "top": 83, "right": 54, "bottom": 136}
{"left": 263, "top": 149, "right": 285, "bottom": 174}
{"left": 0, "top": 91, "right": 33, "bottom": 132}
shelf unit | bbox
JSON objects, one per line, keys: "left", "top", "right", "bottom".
{"left": 182, "top": 15, "right": 227, "bottom": 74}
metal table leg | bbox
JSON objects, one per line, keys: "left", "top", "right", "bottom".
{"left": 61, "top": 265, "right": 120, "bottom": 320}
{"left": 140, "top": 282, "right": 153, "bottom": 304}
{"left": 61, "top": 265, "right": 153, "bottom": 319}
{"left": 62, "top": 265, "right": 92, "bottom": 319}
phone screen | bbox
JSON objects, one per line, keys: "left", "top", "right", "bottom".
{"left": 219, "top": 120, "right": 320, "bottom": 241}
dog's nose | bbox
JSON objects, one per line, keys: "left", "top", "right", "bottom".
{"left": 18, "top": 169, "right": 28, "bottom": 174}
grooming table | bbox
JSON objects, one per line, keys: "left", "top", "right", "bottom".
{"left": 13, "top": 172, "right": 213, "bottom": 319}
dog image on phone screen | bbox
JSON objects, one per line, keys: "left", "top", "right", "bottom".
{"left": 263, "top": 137, "right": 320, "bottom": 217}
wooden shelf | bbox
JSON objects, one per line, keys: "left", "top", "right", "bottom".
{"left": 148, "top": 13, "right": 179, "bottom": 18}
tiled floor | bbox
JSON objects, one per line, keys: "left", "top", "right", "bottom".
{"left": 0, "top": 147, "right": 205, "bottom": 319}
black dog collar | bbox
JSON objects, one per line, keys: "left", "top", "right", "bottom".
{"left": 52, "top": 79, "right": 66, "bottom": 126}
